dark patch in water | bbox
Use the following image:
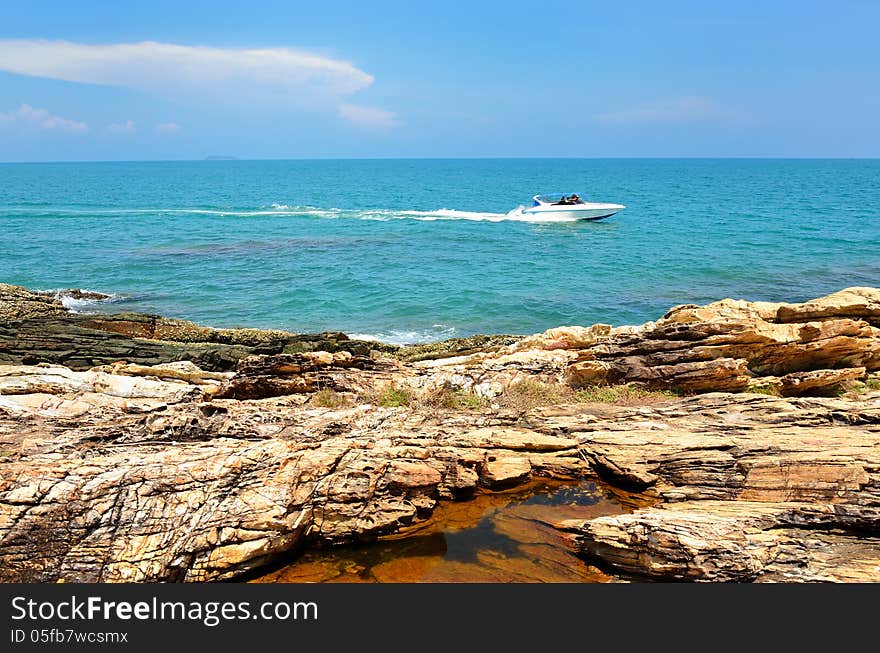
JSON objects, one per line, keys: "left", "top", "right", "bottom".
{"left": 136, "top": 236, "right": 393, "bottom": 259}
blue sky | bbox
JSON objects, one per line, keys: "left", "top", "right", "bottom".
{"left": 0, "top": 0, "right": 878, "bottom": 160}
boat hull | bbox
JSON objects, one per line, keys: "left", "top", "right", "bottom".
{"left": 520, "top": 202, "right": 625, "bottom": 221}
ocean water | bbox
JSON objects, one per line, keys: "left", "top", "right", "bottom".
{"left": 1, "top": 158, "right": 878, "bottom": 343}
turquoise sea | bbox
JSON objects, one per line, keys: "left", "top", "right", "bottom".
{"left": 1, "top": 158, "right": 878, "bottom": 343}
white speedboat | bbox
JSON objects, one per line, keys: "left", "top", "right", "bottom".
{"left": 521, "top": 193, "right": 625, "bottom": 221}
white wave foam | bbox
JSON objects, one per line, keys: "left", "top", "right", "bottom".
{"left": 339, "top": 206, "right": 584, "bottom": 223}
{"left": 347, "top": 324, "right": 457, "bottom": 345}
{"left": 153, "top": 206, "right": 343, "bottom": 217}
{"left": 51, "top": 289, "right": 123, "bottom": 313}
{"left": 10, "top": 206, "right": 343, "bottom": 218}
{"left": 338, "top": 207, "right": 554, "bottom": 222}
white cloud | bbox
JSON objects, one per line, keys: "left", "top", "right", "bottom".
{"left": 594, "top": 96, "right": 749, "bottom": 125}
{"left": 108, "top": 119, "right": 136, "bottom": 134}
{"left": 339, "top": 103, "right": 396, "bottom": 129}
{"left": 0, "top": 103, "right": 88, "bottom": 132}
{"left": 155, "top": 122, "right": 181, "bottom": 134}
{"left": 0, "top": 39, "right": 375, "bottom": 106}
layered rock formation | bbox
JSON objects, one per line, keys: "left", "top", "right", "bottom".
{"left": 0, "top": 284, "right": 399, "bottom": 371}
{"left": 551, "top": 393, "right": 880, "bottom": 581}
{"left": 406, "top": 286, "right": 880, "bottom": 399}
{"left": 0, "top": 366, "right": 584, "bottom": 581}
{"left": 0, "top": 284, "right": 521, "bottom": 371}
{"left": 1, "top": 283, "right": 878, "bottom": 582}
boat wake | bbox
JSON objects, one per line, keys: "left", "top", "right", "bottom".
{"left": 5, "top": 204, "right": 587, "bottom": 223}
{"left": 274, "top": 205, "right": 582, "bottom": 223}
{"left": 258, "top": 204, "right": 583, "bottom": 223}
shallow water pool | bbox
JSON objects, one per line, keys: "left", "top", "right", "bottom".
{"left": 251, "top": 479, "right": 640, "bottom": 583}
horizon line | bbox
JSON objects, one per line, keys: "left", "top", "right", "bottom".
{"left": 2, "top": 155, "right": 879, "bottom": 164}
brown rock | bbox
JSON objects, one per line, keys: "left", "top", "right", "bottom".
{"left": 0, "top": 283, "right": 67, "bottom": 321}
{"left": 776, "top": 287, "right": 880, "bottom": 325}
{"left": 0, "top": 368, "right": 587, "bottom": 581}
{"left": 2, "top": 283, "right": 880, "bottom": 584}
{"left": 417, "top": 287, "right": 880, "bottom": 398}
{"left": 481, "top": 455, "right": 532, "bottom": 488}
{"left": 564, "top": 360, "right": 610, "bottom": 387}
{"left": 214, "top": 352, "right": 392, "bottom": 400}
{"left": 569, "top": 501, "right": 880, "bottom": 582}
{"left": 778, "top": 367, "right": 865, "bottom": 397}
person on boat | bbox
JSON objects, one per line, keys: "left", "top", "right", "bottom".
{"left": 555, "top": 195, "right": 569, "bottom": 205}
{"left": 570, "top": 194, "right": 581, "bottom": 204}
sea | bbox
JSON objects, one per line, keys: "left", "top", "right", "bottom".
{"left": 1, "top": 158, "right": 878, "bottom": 343}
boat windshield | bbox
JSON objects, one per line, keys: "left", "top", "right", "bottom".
{"left": 534, "top": 193, "right": 586, "bottom": 205}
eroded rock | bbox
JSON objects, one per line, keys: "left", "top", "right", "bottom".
{"left": 2, "top": 283, "right": 879, "bottom": 583}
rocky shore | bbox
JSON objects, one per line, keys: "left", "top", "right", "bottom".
{"left": 1, "top": 283, "right": 878, "bottom": 582}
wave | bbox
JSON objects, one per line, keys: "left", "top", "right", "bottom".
{"left": 4, "top": 204, "right": 584, "bottom": 223}
{"left": 346, "top": 324, "right": 458, "bottom": 345}
{"left": 49, "top": 289, "right": 124, "bottom": 313}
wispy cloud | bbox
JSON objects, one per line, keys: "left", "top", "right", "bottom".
{"left": 155, "top": 122, "right": 181, "bottom": 134}
{"left": 108, "top": 119, "right": 136, "bottom": 134}
{"left": 594, "top": 96, "right": 750, "bottom": 125}
{"left": 339, "top": 103, "right": 396, "bottom": 129}
{"left": 0, "top": 39, "right": 375, "bottom": 107}
{"left": 0, "top": 103, "right": 88, "bottom": 132}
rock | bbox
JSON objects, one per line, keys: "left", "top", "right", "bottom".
{"left": 0, "top": 376, "right": 587, "bottom": 581}
{"left": 564, "top": 360, "right": 611, "bottom": 386}
{"left": 410, "top": 287, "right": 879, "bottom": 398}
{"left": 8, "top": 282, "right": 876, "bottom": 396}
{"left": 779, "top": 367, "right": 865, "bottom": 396}
{"left": 553, "top": 392, "right": 880, "bottom": 581}
{"left": 568, "top": 504, "right": 782, "bottom": 582}
{"left": 512, "top": 325, "right": 612, "bottom": 351}
{"left": 397, "top": 334, "right": 523, "bottom": 363}
{"left": 580, "top": 450, "right": 659, "bottom": 490}
{"left": 481, "top": 455, "right": 532, "bottom": 488}
{"left": 569, "top": 501, "right": 880, "bottom": 582}
{"left": 0, "top": 364, "right": 204, "bottom": 404}
{"left": 775, "top": 287, "right": 880, "bottom": 325}
{"left": 2, "top": 282, "right": 880, "bottom": 583}
{"left": 57, "top": 289, "right": 113, "bottom": 302}
{"left": 384, "top": 461, "right": 443, "bottom": 491}
{"left": 214, "top": 352, "right": 392, "bottom": 400}
{"left": 0, "top": 283, "right": 67, "bottom": 321}
{"left": 602, "top": 290, "right": 878, "bottom": 390}
{"left": 0, "top": 283, "right": 397, "bottom": 371}
{"left": 90, "top": 361, "right": 233, "bottom": 385}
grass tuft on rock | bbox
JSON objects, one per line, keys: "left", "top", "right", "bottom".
{"left": 416, "top": 385, "right": 489, "bottom": 410}
{"left": 494, "top": 379, "right": 682, "bottom": 411}
{"left": 574, "top": 384, "right": 681, "bottom": 404}
{"left": 310, "top": 388, "right": 352, "bottom": 408}
{"left": 496, "top": 379, "right": 577, "bottom": 411}
{"left": 746, "top": 384, "right": 783, "bottom": 397}
{"left": 378, "top": 386, "right": 414, "bottom": 408}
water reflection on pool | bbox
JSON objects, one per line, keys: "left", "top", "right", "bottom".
{"left": 251, "top": 478, "right": 640, "bottom": 583}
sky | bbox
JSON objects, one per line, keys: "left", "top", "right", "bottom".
{"left": 0, "top": 0, "right": 878, "bottom": 161}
